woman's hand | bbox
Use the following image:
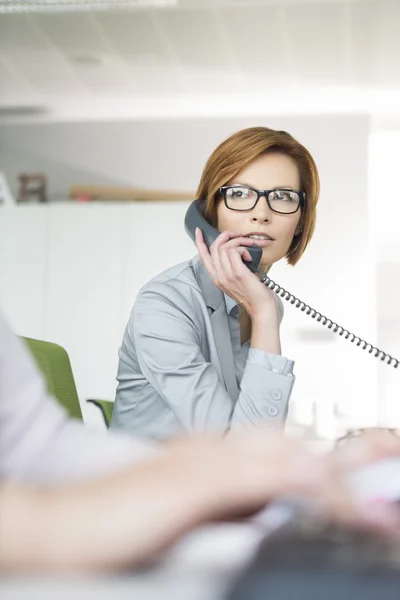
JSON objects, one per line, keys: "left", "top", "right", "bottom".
{"left": 195, "top": 228, "right": 278, "bottom": 321}
{"left": 321, "top": 431, "right": 400, "bottom": 533}
{"left": 165, "top": 430, "right": 330, "bottom": 520}
{"left": 203, "top": 429, "right": 400, "bottom": 533}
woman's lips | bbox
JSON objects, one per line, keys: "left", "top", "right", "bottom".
{"left": 247, "top": 238, "right": 274, "bottom": 247}
{"left": 245, "top": 234, "right": 274, "bottom": 247}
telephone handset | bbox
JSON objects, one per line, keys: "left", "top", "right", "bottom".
{"left": 185, "top": 199, "right": 263, "bottom": 273}
{"left": 185, "top": 200, "right": 399, "bottom": 369}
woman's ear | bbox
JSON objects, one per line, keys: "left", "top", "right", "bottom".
{"left": 294, "top": 223, "right": 303, "bottom": 236}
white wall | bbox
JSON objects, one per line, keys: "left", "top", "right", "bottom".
{"left": 0, "top": 114, "right": 378, "bottom": 436}
{"left": 0, "top": 115, "right": 370, "bottom": 196}
{"left": 378, "top": 319, "right": 400, "bottom": 426}
{"left": 0, "top": 201, "right": 194, "bottom": 427}
{"left": 370, "top": 131, "right": 400, "bottom": 427}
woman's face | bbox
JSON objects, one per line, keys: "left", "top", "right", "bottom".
{"left": 216, "top": 152, "right": 302, "bottom": 271}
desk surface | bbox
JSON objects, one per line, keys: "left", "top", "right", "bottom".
{"left": 1, "top": 574, "right": 225, "bottom": 600}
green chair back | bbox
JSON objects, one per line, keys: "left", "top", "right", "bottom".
{"left": 22, "top": 337, "right": 83, "bottom": 420}
{"left": 86, "top": 399, "right": 115, "bottom": 427}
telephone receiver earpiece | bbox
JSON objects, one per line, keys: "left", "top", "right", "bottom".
{"left": 184, "top": 200, "right": 263, "bottom": 273}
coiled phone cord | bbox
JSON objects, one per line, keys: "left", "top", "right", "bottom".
{"left": 258, "top": 272, "right": 400, "bottom": 369}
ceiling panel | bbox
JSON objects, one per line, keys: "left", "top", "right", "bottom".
{"left": 176, "top": 0, "right": 217, "bottom": 5}
{"left": 184, "top": 66, "right": 244, "bottom": 94}
{"left": 159, "top": 8, "right": 232, "bottom": 66}
{"left": 95, "top": 11, "right": 170, "bottom": 64}
{"left": 0, "top": 14, "right": 48, "bottom": 52}
{"left": 130, "top": 65, "right": 187, "bottom": 93}
{"left": 375, "top": 0, "right": 400, "bottom": 86}
{"left": 350, "top": 1, "right": 379, "bottom": 85}
{"left": 31, "top": 14, "right": 107, "bottom": 57}
{"left": 285, "top": 3, "right": 348, "bottom": 83}
{"left": 178, "top": 0, "right": 381, "bottom": 6}
{"left": 222, "top": 6, "right": 286, "bottom": 75}
{"left": 0, "top": 60, "right": 40, "bottom": 104}
{"left": 7, "top": 51, "right": 86, "bottom": 95}
{"left": 0, "top": 0, "right": 399, "bottom": 120}
{"left": 73, "top": 60, "right": 138, "bottom": 94}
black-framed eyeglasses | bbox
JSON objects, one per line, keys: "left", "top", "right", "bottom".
{"left": 220, "top": 185, "right": 305, "bottom": 215}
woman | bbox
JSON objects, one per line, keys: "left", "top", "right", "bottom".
{"left": 111, "top": 127, "right": 319, "bottom": 440}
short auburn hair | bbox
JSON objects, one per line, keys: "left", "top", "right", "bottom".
{"left": 196, "top": 126, "right": 320, "bottom": 266}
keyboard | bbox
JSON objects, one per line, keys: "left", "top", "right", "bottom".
{"left": 227, "top": 516, "right": 400, "bottom": 600}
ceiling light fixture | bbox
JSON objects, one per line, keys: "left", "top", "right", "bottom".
{"left": 71, "top": 54, "right": 104, "bottom": 66}
{"left": 0, "top": 0, "right": 178, "bottom": 13}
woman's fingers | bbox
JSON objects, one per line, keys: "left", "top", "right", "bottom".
{"left": 230, "top": 246, "right": 254, "bottom": 271}
{"left": 213, "top": 234, "right": 259, "bottom": 251}
{"left": 195, "top": 228, "right": 216, "bottom": 279}
{"left": 334, "top": 431, "right": 400, "bottom": 472}
{"left": 316, "top": 434, "right": 400, "bottom": 534}
{"left": 220, "top": 248, "right": 254, "bottom": 288}
{"left": 196, "top": 228, "right": 258, "bottom": 295}
{"left": 210, "top": 230, "right": 241, "bottom": 250}
{"left": 196, "top": 228, "right": 234, "bottom": 289}
{"left": 209, "top": 236, "right": 226, "bottom": 285}
{"left": 218, "top": 245, "right": 235, "bottom": 284}
{"left": 213, "top": 245, "right": 255, "bottom": 290}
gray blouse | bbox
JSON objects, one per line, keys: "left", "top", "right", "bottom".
{"left": 111, "top": 255, "right": 295, "bottom": 441}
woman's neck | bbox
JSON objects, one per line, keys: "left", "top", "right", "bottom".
{"left": 259, "top": 263, "right": 271, "bottom": 275}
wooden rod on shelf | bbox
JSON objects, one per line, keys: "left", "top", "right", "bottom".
{"left": 69, "top": 185, "right": 194, "bottom": 202}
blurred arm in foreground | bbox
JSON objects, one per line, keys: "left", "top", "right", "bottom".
{"left": 1, "top": 309, "right": 400, "bottom": 573}
{"left": 2, "top": 430, "right": 400, "bottom": 574}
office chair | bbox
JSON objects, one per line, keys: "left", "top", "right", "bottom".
{"left": 22, "top": 337, "right": 114, "bottom": 427}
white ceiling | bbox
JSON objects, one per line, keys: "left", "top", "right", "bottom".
{"left": 1, "top": 0, "right": 400, "bottom": 122}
